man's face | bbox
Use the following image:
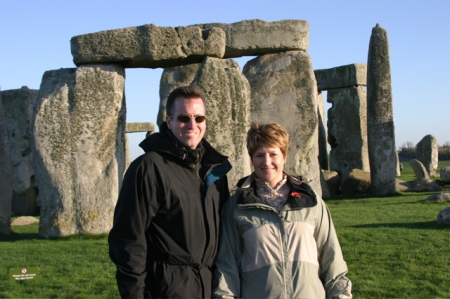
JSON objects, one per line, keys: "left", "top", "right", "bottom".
{"left": 166, "top": 97, "right": 206, "bottom": 149}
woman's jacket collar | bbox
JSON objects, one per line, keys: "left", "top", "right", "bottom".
{"left": 235, "top": 173, "right": 318, "bottom": 209}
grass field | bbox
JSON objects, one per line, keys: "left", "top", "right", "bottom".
{"left": 1, "top": 162, "right": 449, "bottom": 298}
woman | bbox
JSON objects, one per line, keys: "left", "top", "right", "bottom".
{"left": 213, "top": 122, "right": 352, "bottom": 298}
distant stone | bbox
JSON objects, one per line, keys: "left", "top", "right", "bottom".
{"left": 440, "top": 167, "right": 450, "bottom": 183}
{"left": 34, "top": 65, "right": 127, "bottom": 237}
{"left": 71, "top": 25, "right": 226, "bottom": 68}
{"left": 409, "top": 159, "right": 429, "bottom": 179}
{"left": 416, "top": 135, "right": 439, "bottom": 177}
{"left": 340, "top": 169, "right": 371, "bottom": 196}
{"left": 11, "top": 216, "right": 39, "bottom": 226}
{"left": 437, "top": 207, "right": 450, "bottom": 226}
{"left": 196, "top": 19, "right": 309, "bottom": 57}
{"left": 126, "top": 122, "right": 155, "bottom": 134}
{"left": 314, "top": 63, "right": 367, "bottom": 91}
{"left": 423, "top": 193, "right": 450, "bottom": 202}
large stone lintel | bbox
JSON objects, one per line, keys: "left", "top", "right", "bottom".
{"left": 126, "top": 122, "right": 155, "bottom": 134}
{"left": 314, "top": 63, "right": 367, "bottom": 91}
{"left": 195, "top": 19, "right": 309, "bottom": 58}
{"left": 71, "top": 25, "right": 226, "bottom": 68}
{"left": 70, "top": 19, "right": 309, "bottom": 68}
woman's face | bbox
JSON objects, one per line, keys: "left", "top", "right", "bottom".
{"left": 251, "top": 145, "right": 286, "bottom": 188}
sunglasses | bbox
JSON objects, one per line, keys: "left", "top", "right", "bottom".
{"left": 169, "top": 115, "right": 207, "bottom": 123}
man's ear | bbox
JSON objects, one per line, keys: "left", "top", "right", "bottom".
{"left": 166, "top": 116, "right": 171, "bottom": 129}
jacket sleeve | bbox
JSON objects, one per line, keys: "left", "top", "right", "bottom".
{"left": 212, "top": 196, "right": 242, "bottom": 298}
{"left": 108, "top": 157, "right": 160, "bottom": 299}
{"left": 314, "top": 195, "right": 352, "bottom": 299}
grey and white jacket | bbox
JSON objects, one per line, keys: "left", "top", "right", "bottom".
{"left": 213, "top": 173, "right": 352, "bottom": 299}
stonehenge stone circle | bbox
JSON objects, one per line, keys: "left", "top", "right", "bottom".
{"left": 34, "top": 65, "right": 127, "bottom": 237}
{"left": 367, "top": 24, "right": 397, "bottom": 195}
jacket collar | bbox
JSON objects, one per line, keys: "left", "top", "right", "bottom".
{"left": 236, "top": 173, "right": 317, "bottom": 209}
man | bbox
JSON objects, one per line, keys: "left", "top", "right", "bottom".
{"left": 109, "top": 86, "right": 231, "bottom": 298}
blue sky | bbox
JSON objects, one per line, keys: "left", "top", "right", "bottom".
{"left": 1, "top": 0, "right": 449, "bottom": 160}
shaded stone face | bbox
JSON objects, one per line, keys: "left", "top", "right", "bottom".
{"left": 34, "top": 65, "right": 127, "bottom": 237}
{"left": 243, "top": 50, "right": 321, "bottom": 195}
{"left": 0, "top": 94, "right": 12, "bottom": 234}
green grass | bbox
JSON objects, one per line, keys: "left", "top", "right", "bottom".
{"left": 1, "top": 162, "right": 449, "bottom": 298}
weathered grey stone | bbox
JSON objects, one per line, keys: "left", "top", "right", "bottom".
{"left": 243, "top": 51, "right": 321, "bottom": 195}
{"left": 423, "top": 193, "right": 450, "bottom": 203}
{"left": 0, "top": 94, "right": 12, "bottom": 234}
{"left": 322, "top": 170, "right": 340, "bottom": 197}
{"left": 71, "top": 25, "right": 226, "bottom": 68}
{"left": 196, "top": 19, "right": 309, "bottom": 57}
{"left": 327, "top": 86, "right": 369, "bottom": 179}
{"left": 440, "top": 166, "right": 450, "bottom": 183}
{"left": 1, "top": 86, "right": 39, "bottom": 216}
{"left": 11, "top": 216, "right": 39, "bottom": 226}
{"left": 409, "top": 159, "right": 429, "bottom": 179}
{"left": 126, "top": 122, "right": 156, "bottom": 134}
{"left": 314, "top": 63, "right": 367, "bottom": 91}
{"left": 317, "top": 92, "right": 329, "bottom": 170}
{"left": 340, "top": 169, "right": 371, "bottom": 196}
{"left": 158, "top": 63, "right": 201, "bottom": 126}
{"left": 367, "top": 24, "right": 396, "bottom": 195}
{"left": 437, "top": 207, "right": 450, "bottom": 226}
{"left": 34, "top": 65, "right": 127, "bottom": 237}
{"left": 159, "top": 57, "right": 252, "bottom": 188}
{"left": 411, "top": 178, "right": 441, "bottom": 192}
{"left": 416, "top": 135, "right": 438, "bottom": 177}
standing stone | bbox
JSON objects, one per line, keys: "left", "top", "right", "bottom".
{"left": 317, "top": 92, "right": 329, "bottom": 170}
{"left": 440, "top": 167, "right": 450, "bottom": 183}
{"left": 408, "top": 159, "right": 429, "bottom": 179}
{"left": 327, "top": 86, "right": 369, "bottom": 179}
{"left": 243, "top": 51, "right": 322, "bottom": 195}
{"left": 416, "top": 134, "right": 438, "bottom": 177}
{"left": 0, "top": 93, "right": 13, "bottom": 234}
{"left": 34, "top": 65, "right": 127, "bottom": 237}
{"left": 1, "top": 87, "right": 39, "bottom": 216}
{"left": 367, "top": 24, "right": 396, "bottom": 195}
{"left": 159, "top": 57, "right": 252, "bottom": 188}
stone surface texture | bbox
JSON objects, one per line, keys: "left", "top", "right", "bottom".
{"left": 243, "top": 51, "right": 321, "bottom": 195}
{"left": 423, "top": 193, "right": 450, "bottom": 203}
{"left": 1, "top": 86, "right": 39, "bottom": 216}
{"left": 340, "top": 169, "right": 371, "bottom": 196}
{"left": 327, "top": 86, "right": 369, "bottom": 179}
{"left": 0, "top": 94, "right": 12, "bottom": 234}
{"left": 314, "top": 63, "right": 367, "bottom": 91}
{"left": 440, "top": 166, "right": 450, "bottom": 183}
{"left": 71, "top": 25, "right": 226, "bottom": 68}
{"left": 317, "top": 92, "right": 329, "bottom": 171}
{"left": 366, "top": 24, "right": 396, "bottom": 195}
{"left": 34, "top": 65, "right": 127, "bottom": 237}
{"left": 11, "top": 216, "right": 40, "bottom": 226}
{"left": 196, "top": 19, "right": 309, "bottom": 57}
{"left": 159, "top": 57, "right": 252, "bottom": 188}
{"left": 416, "top": 134, "right": 438, "bottom": 177}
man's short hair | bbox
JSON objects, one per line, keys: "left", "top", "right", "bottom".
{"left": 246, "top": 122, "right": 290, "bottom": 158}
{"left": 166, "top": 86, "right": 206, "bottom": 116}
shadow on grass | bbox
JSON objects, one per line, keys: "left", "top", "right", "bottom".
{"left": 0, "top": 232, "right": 43, "bottom": 242}
{"left": 352, "top": 221, "right": 450, "bottom": 230}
